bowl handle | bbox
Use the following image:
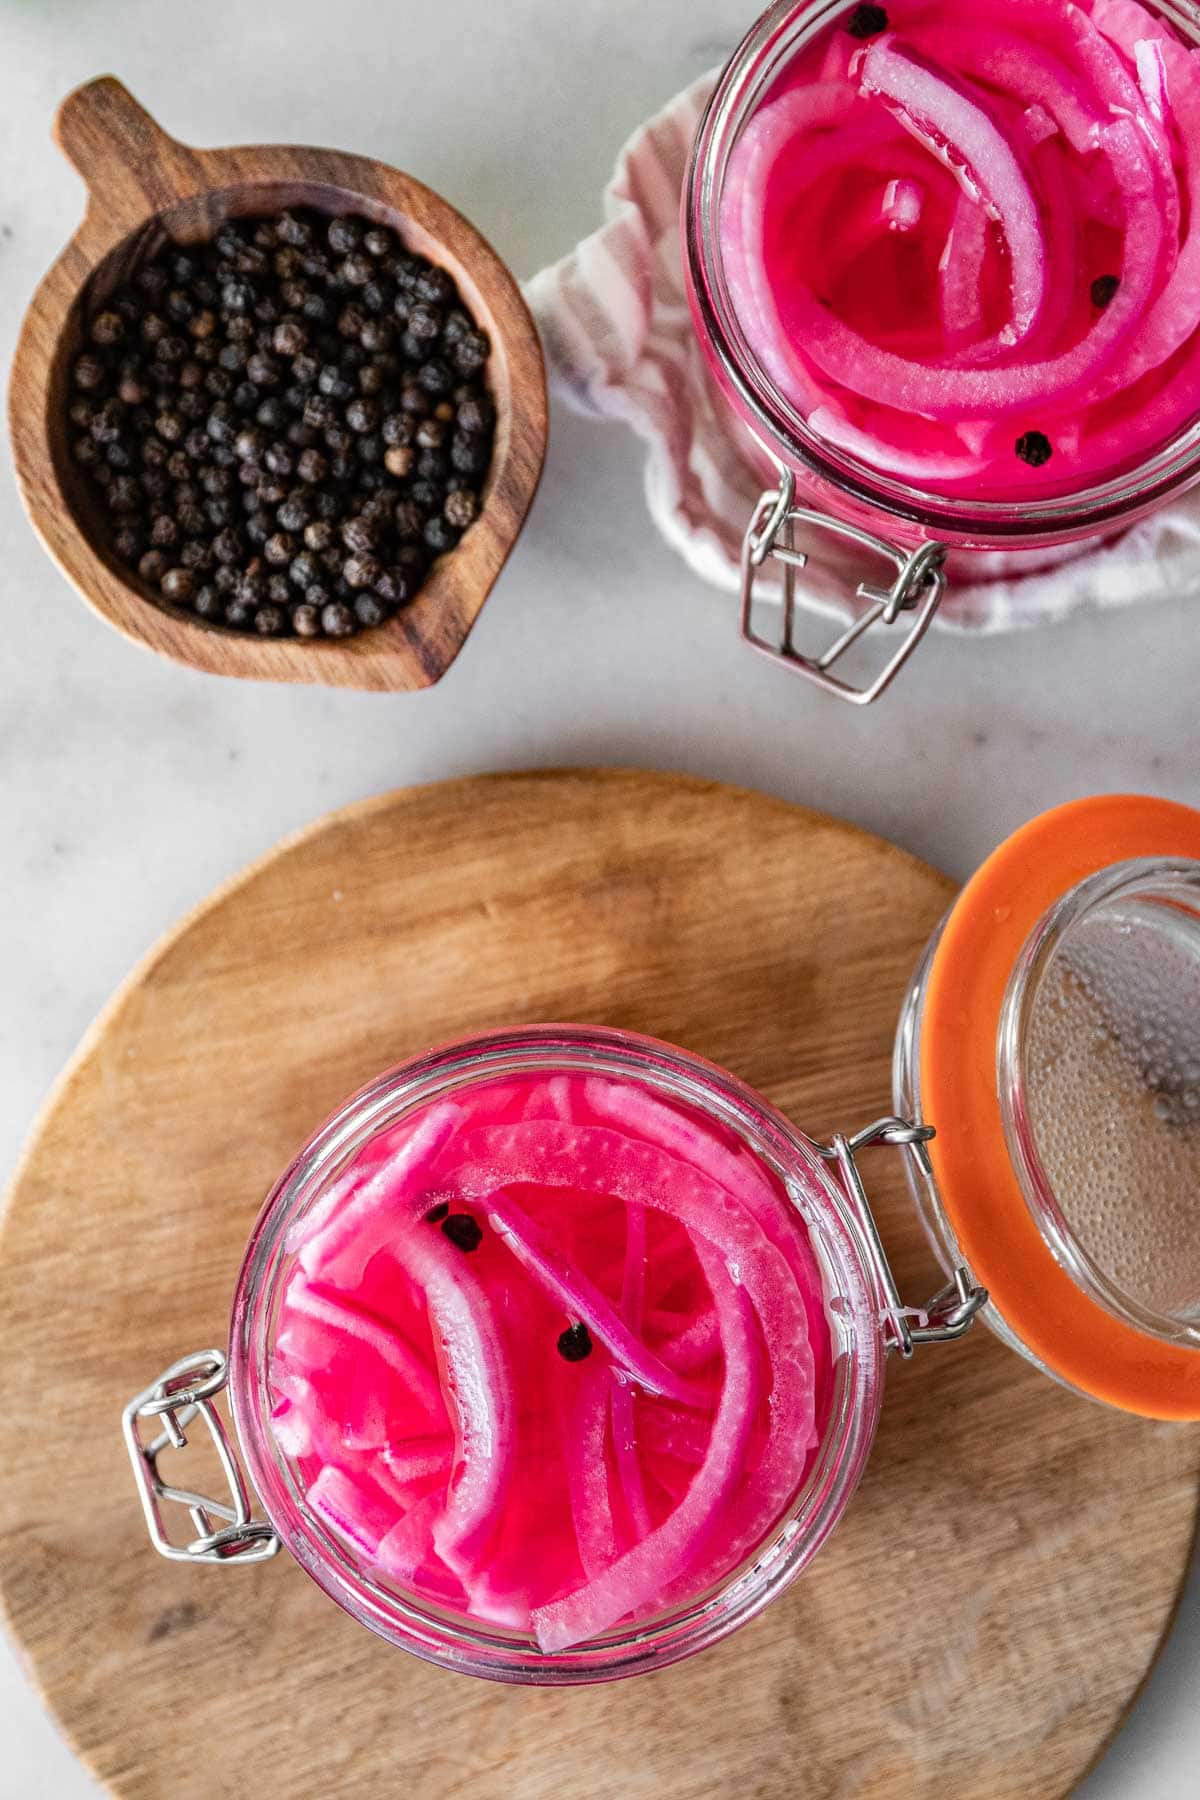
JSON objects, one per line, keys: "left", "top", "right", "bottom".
{"left": 54, "top": 76, "right": 203, "bottom": 240}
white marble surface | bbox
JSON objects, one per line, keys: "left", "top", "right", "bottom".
{"left": 1, "top": 1, "right": 1198, "bottom": 1794}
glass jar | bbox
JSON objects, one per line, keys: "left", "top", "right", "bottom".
{"left": 123, "top": 1025, "right": 982, "bottom": 1685}
{"left": 894, "top": 795, "right": 1200, "bottom": 1416}
{"left": 682, "top": 0, "right": 1200, "bottom": 702}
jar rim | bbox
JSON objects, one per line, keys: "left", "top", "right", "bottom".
{"left": 226, "top": 1024, "right": 887, "bottom": 1683}
{"left": 683, "top": 0, "right": 1200, "bottom": 546}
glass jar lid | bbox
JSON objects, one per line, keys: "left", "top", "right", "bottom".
{"left": 919, "top": 795, "right": 1200, "bottom": 1418}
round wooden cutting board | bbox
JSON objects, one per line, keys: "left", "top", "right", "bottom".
{"left": 1, "top": 769, "right": 1197, "bottom": 1800}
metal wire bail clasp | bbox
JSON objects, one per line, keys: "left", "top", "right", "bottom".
{"left": 123, "top": 1349, "right": 279, "bottom": 1564}
{"left": 740, "top": 465, "right": 947, "bottom": 705}
{"left": 815, "top": 1118, "right": 987, "bottom": 1356}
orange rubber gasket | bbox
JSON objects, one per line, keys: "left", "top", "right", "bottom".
{"left": 920, "top": 794, "right": 1200, "bottom": 1420}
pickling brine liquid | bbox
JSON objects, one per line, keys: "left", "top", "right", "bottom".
{"left": 720, "top": 0, "right": 1200, "bottom": 499}
{"left": 269, "top": 1070, "right": 833, "bottom": 1650}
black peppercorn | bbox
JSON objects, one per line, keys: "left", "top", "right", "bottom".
{"left": 291, "top": 602, "right": 321, "bottom": 637}
{"left": 1014, "top": 430, "right": 1053, "bottom": 467}
{"left": 73, "top": 353, "right": 108, "bottom": 392}
{"left": 847, "top": 3, "right": 888, "bottom": 36}
{"left": 418, "top": 359, "right": 454, "bottom": 396}
{"left": 407, "top": 303, "right": 442, "bottom": 341}
{"left": 273, "top": 317, "right": 307, "bottom": 356}
{"left": 264, "top": 531, "right": 295, "bottom": 566}
{"left": 297, "top": 446, "right": 329, "bottom": 484}
{"left": 327, "top": 217, "right": 362, "bottom": 256}
{"left": 417, "top": 449, "right": 450, "bottom": 482}
{"left": 113, "top": 525, "right": 143, "bottom": 562}
{"left": 423, "top": 516, "right": 459, "bottom": 554}
{"left": 374, "top": 567, "right": 413, "bottom": 607}
{"left": 253, "top": 603, "right": 285, "bottom": 635}
{"left": 393, "top": 499, "right": 425, "bottom": 541}
{"left": 224, "top": 598, "right": 255, "bottom": 628}
{"left": 450, "top": 432, "right": 490, "bottom": 476}
{"left": 444, "top": 488, "right": 478, "bottom": 530}
{"left": 441, "top": 1213, "right": 483, "bottom": 1254}
{"left": 246, "top": 351, "right": 281, "bottom": 387}
{"left": 381, "top": 412, "right": 414, "bottom": 447}
{"left": 160, "top": 566, "right": 195, "bottom": 603}
{"left": 343, "top": 551, "right": 382, "bottom": 589}
{"left": 150, "top": 513, "right": 180, "bottom": 549}
{"left": 264, "top": 442, "right": 295, "bottom": 477}
{"left": 91, "top": 310, "right": 125, "bottom": 346}
{"left": 321, "top": 600, "right": 356, "bottom": 636}
{"left": 107, "top": 475, "right": 141, "bottom": 513}
{"left": 341, "top": 515, "right": 378, "bottom": 554}
{"left": 289, "top": 549, "right": 322, "bottom": 589}
{"left": 557, "top": 1322, "right": 593, "bottom": 1362}
{"left": 353, "top": 592, "right": 388, "bottom": 627}
{"left": 194, "top": 584, "right": 223, "bottom": 619}
{"left": 277, "top": 493, "right": 311, "bottom": 533}
{"left": 317, "top": 363, "right": 353, "bottom": 401}
{"left": 138, "top": 549, "right": 168, "bottom": 584}
{"left": 344, "top": 396, "right": 378, "bottom": 434}
{"left": 384, "top": 445, "right": 416, "bottom": 479}
{"left": 452, "top": 332, "right": 489, "bottom": 378}
{"left": 303, "top": 518, "right": 334, "bottom": 553}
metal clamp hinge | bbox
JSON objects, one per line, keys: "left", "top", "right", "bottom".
{"left": 123, "top": 1350, "right": 280, "bottom": 1564}
{"left": 815, "top": 1118, "right": 987, "bottom": 1356}
{"left": 740, "top": 465, "right": 947, "bottom": 705}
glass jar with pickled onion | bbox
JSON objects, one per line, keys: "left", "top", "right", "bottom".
{"left": 122, "top": 1027, "right": 982, "bottom": 1684}
{"left": 683, "top": 0, "right": 1200, "bottom": 700}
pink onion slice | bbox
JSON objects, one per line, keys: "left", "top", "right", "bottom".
{"left": 307, "top": 1465, "right": 396, "bottom": 1563}
{"left": 911, "top": 22, "right": 1106, "bottom": 156}
{"left": 391, "top": 1223, "right": 515, "bottom": 1580}
{"left": 882, "top": 176, "right": 923, "bottom": 231}
{"left": 639, "top": 1405, "right": 713, "bottom": 1469}
{"left": 380, "top": 1435, "right": 453, "bottom": 1491}
{"left": 532, "top": 1246, "right": 758, "bottom": 1653}
{"left": 484, "top": 1189, "right": 706, "bottom": 1407}
{"left": 610, "top": 1202, "right": 651, "bottom": 1537}
{"left": 286, "top": 1278, "right": 444, "bottom": 1421}
{"left": 565, "top": 1359, "right": 621, "bottom": 1581}
{"left": 938, "top": 190, "right": 988, "bottom": 345}
{"left": 856, "top": 38, "right": 1047, "bottom": 342}
{"left": 653, "top": 1306, "right": 721, "bottom": 1374}
{"left": 374, "top": 1492, "right": 447, "bottom": 1585}
{"left": 294, "top": 1100, "right": 465, "bottom": 1283}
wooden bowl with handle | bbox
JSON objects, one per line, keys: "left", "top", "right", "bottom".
{"left": 9, "top": 77, "right": 547, "bottom": 691}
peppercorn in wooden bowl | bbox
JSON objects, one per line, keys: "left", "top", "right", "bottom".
{"left": 9, "top": 77, "right": 547, "bottom": 689}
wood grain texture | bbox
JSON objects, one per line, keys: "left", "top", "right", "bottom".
{"left": 1, "top": 769, "right": 1196, "bottom": 1800}
{"left": 7, "top": 77, "right": 547, "bottom": 690}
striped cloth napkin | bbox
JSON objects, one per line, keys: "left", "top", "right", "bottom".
{"left": 526, "top": 73, "right": 1200, "bottom": 635}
